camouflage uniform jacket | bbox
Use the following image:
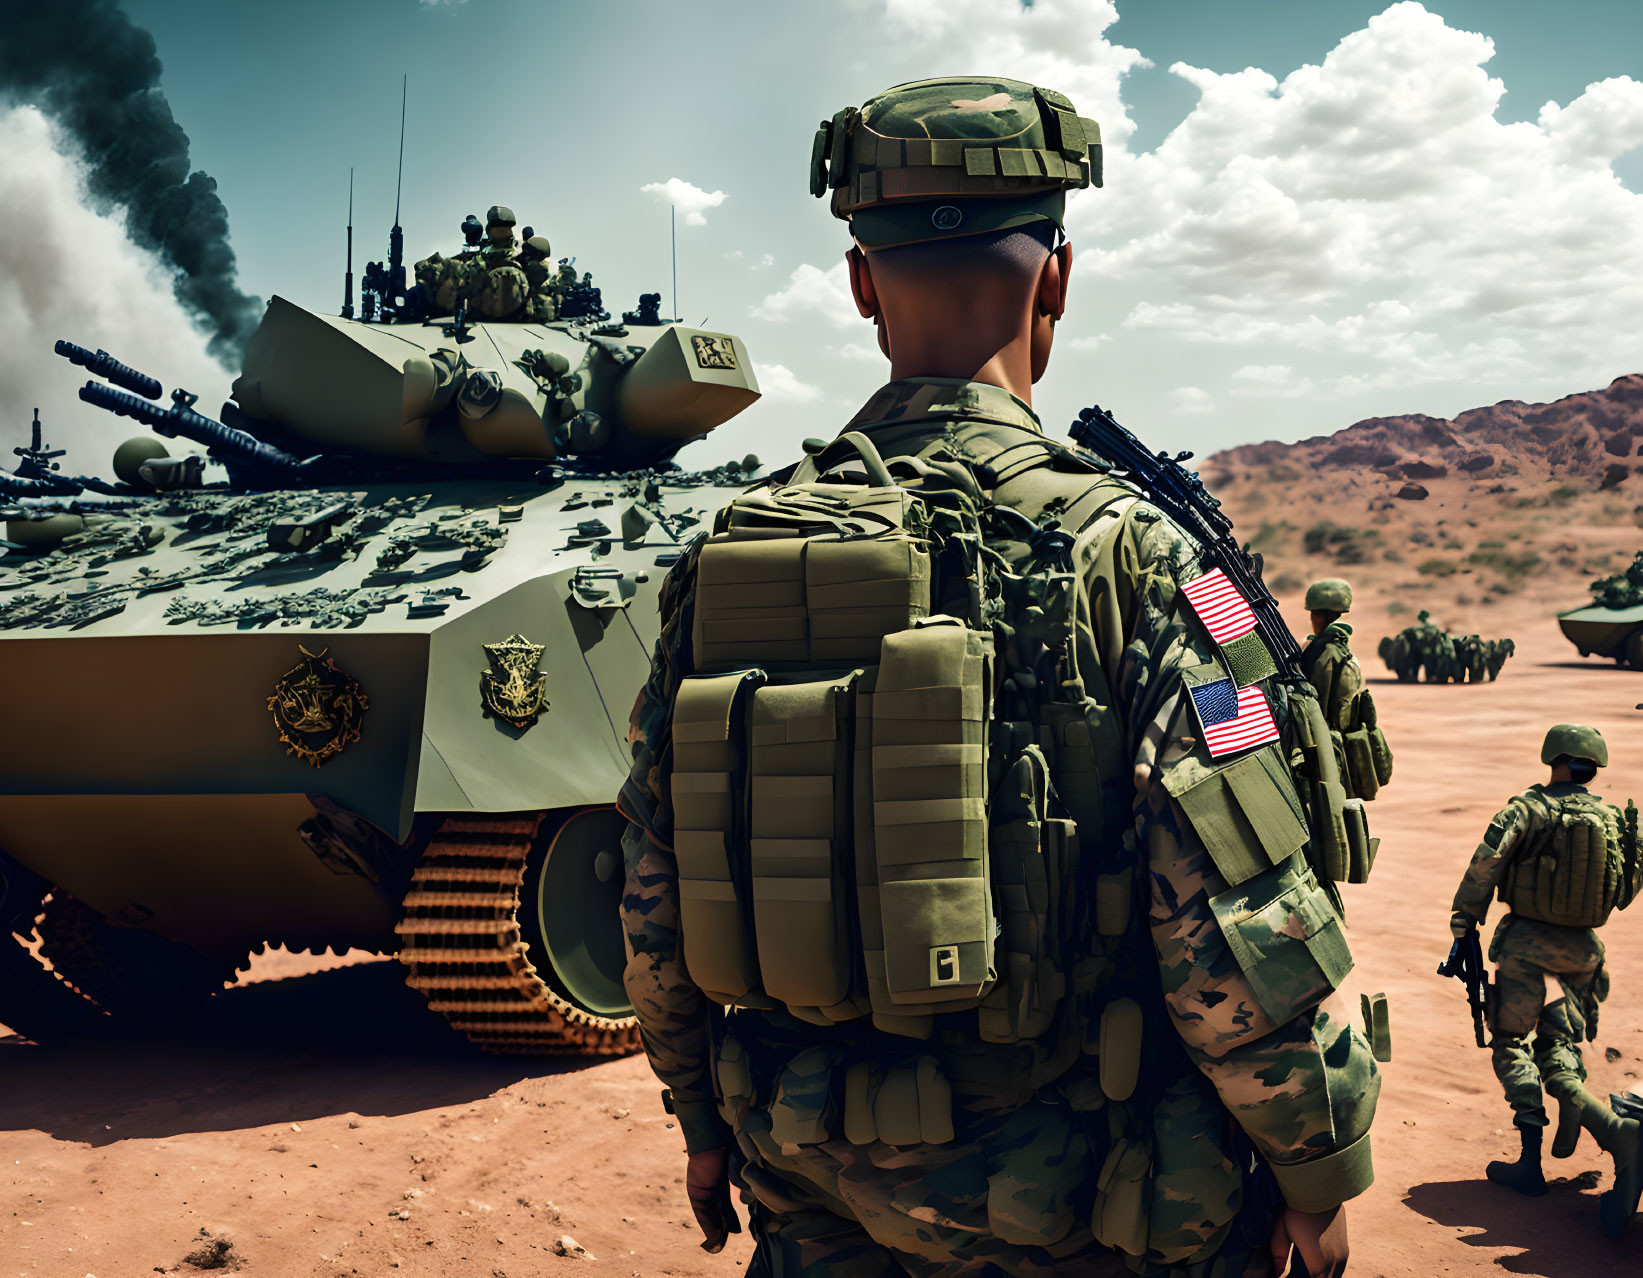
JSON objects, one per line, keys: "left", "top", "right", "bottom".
{"left": 1454, "top": 782, "right": 1633, "bottom": 927}
{"left": 619, "top": 378, "right": 1380, "bottom": 1213}
{"left": 1299, "top": 622, "right": 1365, "bottom": 731}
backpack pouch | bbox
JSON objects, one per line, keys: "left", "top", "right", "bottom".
{"left": 693, "top": 537, "right": 809, "bottom": 668}
{"left": 1144, "top": 1074, "right": 1242, "bottom": 1264}
{"left": 672, "top": 670, "right": 765, "bottom": 1002}
{"left": 749, "top": 674, "right": 859, "bottom": 1011}
{"left": 1342, "top": 727, "right": 1379, "bottom": 801}
{"left": 871, "top": 624, "right": 995, "bottom": 1009}
{"left": 806, "top": 535, "right": 931, "bottom": 662}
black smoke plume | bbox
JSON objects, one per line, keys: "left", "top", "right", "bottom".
{"left": 0, "top": 0, "right": 262, "bottom": 362}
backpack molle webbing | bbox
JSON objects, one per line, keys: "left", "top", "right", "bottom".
{"left": 1503, "top": 797, "right": 1628, "bottom": 928}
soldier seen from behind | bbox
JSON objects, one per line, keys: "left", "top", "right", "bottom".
{"left": 619, "top": 76, "right": 1380, "bottom": 1277}
{"left": 1449, "top": 723, "right": 1643, "bottom": 1235}
{"left": 1301, "top": 578, "right": 1392, "bottom": 800}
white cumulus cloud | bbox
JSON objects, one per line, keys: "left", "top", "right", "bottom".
{"left": 753, "top": 362, "right": 824, "bottom": 404}
{"left": 1086, "top": 1, "right": 1643, "bottom": 401}
{"left": 1169, "top": 386, "right": 1214, "bottom": 415}
{"left": 640, "top": 177, "right": 729, "bottom": 226}
{"left": 752, "top": 260, "right": 859, "bottom": 329}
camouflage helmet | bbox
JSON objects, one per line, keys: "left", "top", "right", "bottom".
{"left": 811, "top": 76, "right": 1102, "bottom": 250}
{"left": 1304, "top": 578, "right": 1353, "bottom": 613}
{"left": 521, "top": 234, "right": 552, "bottom": 260}
{"left": 486, "top": 205, "right": 516, "bottom": 230}
{"left": 1541, "top": 723, "right": 1608, "bottom": 767}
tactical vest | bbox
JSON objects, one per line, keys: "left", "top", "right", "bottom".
{"left": 1501, "top": 792, "right": 1632, "bottom": 928}
{"left": 671, "top": 424, "right": 1367, "bottom": 1266}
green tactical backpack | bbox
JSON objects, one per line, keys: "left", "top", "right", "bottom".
{"left": 671, "top": 434, "right": 1084, "bottom": 1041}
{"left": 1502, "top": 794, "right": 1633, "bottom": 928}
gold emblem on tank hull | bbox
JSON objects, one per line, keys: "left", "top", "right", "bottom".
{"left": 267, "top": 645, "right": 368, "bottom": 767}
{"left": 481, "top": 633, "right": 549, "bottom": 728}
{"left": 690, "top": 333, "right": 738, "bottom": 371}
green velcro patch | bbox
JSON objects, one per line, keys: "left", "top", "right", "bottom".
{"left": 1222, "top": 631, "right": 1278, "bottom": 688}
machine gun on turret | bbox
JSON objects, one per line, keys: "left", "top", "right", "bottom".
{"left": 78, "top": 383, "right": 305, "bottom": 484}
{"left": 57, "top": 342, "right": 307, "bottom": 486}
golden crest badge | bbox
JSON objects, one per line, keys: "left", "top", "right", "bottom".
{"left": 690, "top": 333, "right": 738, "bottom": 371}
{"left": 267, "top": 646, "right": 368, "bottom": 767}
{"left": 481, "top": 633, "right": 549, "bottom": 728}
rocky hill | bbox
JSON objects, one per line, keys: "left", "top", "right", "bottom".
{"left": 1200, "top": 375, "right": 1643, "bottom": 639}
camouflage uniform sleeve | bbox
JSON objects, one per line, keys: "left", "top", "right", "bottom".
{"left": 1084, "top": 502, "right": 1381, "bottom": 1212}
{"left": 1452, "top": 800, "right": 1529, "bottom": 926}
{"left": 616, "top": 544, "right": 730, "bottom": 1155}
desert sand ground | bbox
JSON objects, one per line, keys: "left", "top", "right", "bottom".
{"left": 4, "top": 591, "right": 1642, "bottom": 1277}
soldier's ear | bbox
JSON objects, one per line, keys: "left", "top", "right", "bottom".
{"left": 847, "top": 246, "right": 880, "bottom": 320}
{"left": 1037, "top": 241, "right": 1072, "bottom": 322}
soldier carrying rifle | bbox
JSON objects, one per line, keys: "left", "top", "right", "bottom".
{"left": 1447, "top": 723, "right": 1643, "bottom": 1236}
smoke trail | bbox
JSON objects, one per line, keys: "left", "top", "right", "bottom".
{"left": 0, "top": 0, "right": 262, "bottom": 363}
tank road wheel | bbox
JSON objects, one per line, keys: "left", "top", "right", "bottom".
{"left": 1626, "top": 628, "right": 1643, "bottom": 670}
{"left": 35, "top": 894, "right": 239, "bottom": 1023}
{"left": 396, "top": 809, "right": 641, "bottom": 1056}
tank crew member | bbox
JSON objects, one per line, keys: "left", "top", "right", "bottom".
{"left": 1451, "top": 723, "right": 1641, "bottom": 1234}
{"left": 620, "top": 75, "right": 1379, "bottom": 1277}
{"left": 517, "top": 235, "right": 558, "bottom": 321}
{"left": 464, "top": 205, "right": 529, "bottom": 320}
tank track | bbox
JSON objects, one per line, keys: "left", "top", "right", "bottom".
{"left": 396, "top": 814, "right": 641, "bottom": 1056}
{"left": 36, "top": 894, "right": 237, "bottom": 1021}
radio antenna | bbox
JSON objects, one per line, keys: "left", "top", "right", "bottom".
{"left": 671, "top": 204, "right": 678, "bottom": 323}
{"left": 388, "top": 75, "right": 408, "bottom": 299}
{"left": 394, "top": 74, "right": 407, "bottom": 225}
{"left": 342, "top": 167, "right": 355, "bottom": 319}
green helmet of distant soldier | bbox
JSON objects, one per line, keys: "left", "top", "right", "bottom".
{"left": 1305, "top": 578, "right": 1353, "bottom": 614}
{"left": 1542, "top": 723, "right": 1608, "bottom": 767}
{"left": 811, "top": 76, "right": 1102, "bottom": 249}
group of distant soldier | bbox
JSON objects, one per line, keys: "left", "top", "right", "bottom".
{"left": 1378, "top": 610, "right": 1515, "bottom": 683}
{"left": 414, "top": 205, "right": 602, "bottom": 324}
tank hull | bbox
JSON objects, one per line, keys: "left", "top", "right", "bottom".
{"left": 1557, "top": 603, "right": 1643, "bottom": 661}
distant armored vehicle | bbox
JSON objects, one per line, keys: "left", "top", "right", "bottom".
{"left": 0, "top": 229, "right": 761, "bottom": 1056}
{"left": 1560, "top": 552, "right": 1643, "bottom": 668}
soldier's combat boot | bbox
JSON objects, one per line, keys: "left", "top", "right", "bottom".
{"left": 1486, "top": 1120, "right": 1548, "bottom": 1197}
{"left": 1551, "top": 1092, "right": 1583, "bottom": 1159}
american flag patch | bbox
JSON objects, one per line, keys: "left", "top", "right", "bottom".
{"left": 1188, "top": 678, "right": 1280, "bottom": 758}
{"left": 1180, "top": 569, "right": 1258, "bottom": 645}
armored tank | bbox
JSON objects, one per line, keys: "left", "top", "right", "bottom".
{"left": 0, "top": 236, "right": 762, "bottom": 1056}
{"left": 1560, "top": 551, "right": 1643, "bottom": 667}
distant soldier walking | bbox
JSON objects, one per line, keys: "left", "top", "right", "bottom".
{"left": 1450, "top": 723, "right": 1643, "bottom": 1235}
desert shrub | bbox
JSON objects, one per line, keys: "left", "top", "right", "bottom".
{"left": 1477, "top": 540, "right": 1505, "bottom": 549}
{"left": 1547, "top": 484, "right": 1583, "bottom": 506}
{"left": 1468, "top": 549, "right": 1543, "bottom": 579}
{"left": 1418, "top": 558, "right": 1458, "bottom": 577}
{"left": 1270, "top": 572, "right": 1303, "bottom": 593}
{"left": 1303, "top": 521, "right": 1382, "bottom": 562}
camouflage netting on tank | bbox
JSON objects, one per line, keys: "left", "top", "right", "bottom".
{"left": 1588, "top": 550, "right": 1643, "bottom": 608}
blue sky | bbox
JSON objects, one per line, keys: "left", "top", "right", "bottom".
{"left": 5, "top": 0, "right": 1641, "bottom": 469}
